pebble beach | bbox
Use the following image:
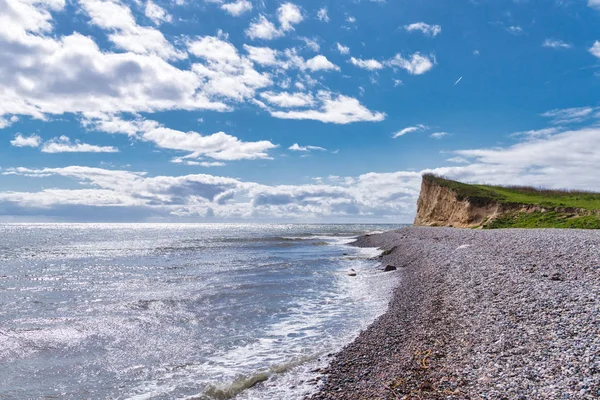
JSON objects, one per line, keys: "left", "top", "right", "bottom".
{"left": 310, "top": 227, "right": 600, "bottom": 399}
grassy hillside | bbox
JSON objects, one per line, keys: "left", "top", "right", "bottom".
{"left": 422, "top": 174, "right": 600, "bottom": 229}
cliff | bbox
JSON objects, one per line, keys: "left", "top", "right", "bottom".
{"left": 414, "top": 174, "right": 600, "bottom": 229}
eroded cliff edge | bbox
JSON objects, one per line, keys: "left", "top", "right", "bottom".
{"left": 414, "top": 175, "right": 501, "bottom": 228}
{"left": 413, "top": 174, "right": 600, "bottom": 229}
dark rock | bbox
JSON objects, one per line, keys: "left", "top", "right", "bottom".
{"left": 383, "top": 265, "right": 397, "bottom": 272}
{"left": 348, "top": 272, "right": 357, "bottom": 277}
{"left": 551, "top": 272, "right": 564, "bottom": 281}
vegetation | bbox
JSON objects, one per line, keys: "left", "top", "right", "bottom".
{"left": 422, "top": 174, "right": 600, "bottom": 229}
{"left": 486, "top": 212, "right": 600, "bottom": 229}
{"left": 422, "top": 174, "right": 600, "bottom": 210}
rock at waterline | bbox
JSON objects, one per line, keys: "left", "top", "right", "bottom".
{"left": 348, "top": 269, "right": 357, "bottom": 277}
{"left": 383, "top": 265, "right": 397, "bottom": 272}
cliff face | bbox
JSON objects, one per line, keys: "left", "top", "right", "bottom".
{"left": 414, "top": 177, "right": 501, "bottom": 228}
{"left": 413, "top": 175, "right": 600, "bottom": 229}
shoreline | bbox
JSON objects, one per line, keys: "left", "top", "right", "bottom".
{"left": 309, "top": 227, "right": 600, "bottom": 399}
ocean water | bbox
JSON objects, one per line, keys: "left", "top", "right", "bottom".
{"left": 0, "top": 223, "right": 401, "bottom": 400}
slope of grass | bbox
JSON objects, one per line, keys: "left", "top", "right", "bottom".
{"left": 423, "top": 174, "right": 600, "bottom": 210}
{"left": 485, "top": 211, "right": 600, "bottom": 229}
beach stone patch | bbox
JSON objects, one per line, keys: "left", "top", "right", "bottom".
{"left": 383, "top": 265, "right": 397, "bottom": 272}
{"left": 310, "top": 227, "right": 600, "bottom": 400}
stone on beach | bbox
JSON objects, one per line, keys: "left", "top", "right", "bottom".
{"left": 310, "top": 227, "right": 600, "bottom": 399}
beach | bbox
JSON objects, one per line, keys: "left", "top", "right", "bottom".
{"left": 311, "top": 227, "right": 600, "bottom": 399}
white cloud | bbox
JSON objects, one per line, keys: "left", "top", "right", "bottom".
{"left": 336, "top": 43, "right": 350, "bottom": 55}
{"left": 506, "top": 26, "right": 524, "bottom": 35}
{"left": 10, "top": 133, "right": 42, "bottom": 148}
{"left": 79, "top": 0, "right": 184, "bottom": 60}
{"left": 349, "top": 57, "right": 384, "bottom": 70}
{"left": 446, "top": 157, "right": 469, "bottom": 164}
{"left": 317, "top": 7, "right": 329, "bottom": 22}
{"left": 346, "top": 16, "right": 356, "bottom": 23}
{"left": 260, "top": 91, "right": 314, "bottom": 107}
{"left": 221, "top": 0, "right": 253, "bottom": 16}
{"left": 243, "top": 45, "right": 280, "bottom": 66}
{"left": 590, "top": 41, "right": 600, "bottom": 58}
{"left": 289, "top": 143, "right": 326, "bottom": 152}
{"left": 392, "top": 124, "right": 427, "bottom": 138}
{"left": 300, "top": 37, "right": 320, "bottom": 52}
{"left": 189, "top": 35, "right": 272, "bottom": 101}
{"left": 305, "top": 55, "right": 339, "bottom": 71}
{"left": 269, "top": 91, "right": 385, "bottom": 124}
{"left": 0, "top": 116, "right": 19, "bottom": 129}
{"left": 404, "top": 22, "right": 441, "bottom": 37}
{"left": 0, "top": 0, "right": 227, "bottom": 120}
{"left": 347, "top": 53, "right": 436, "bottom": 75}
{"left": 588, "top": 0, "right": 600, "bottom": 9}
{"left": 245, "top": 15, "right": 283, "bottom": 40}
{"left": 386, "top": 53, "right": 436, "bottom": 75}
{"left": 278, "top": 2, "right": 303, "bottom": 32}
{"left": 142, "top": 127, "right": 277, "bottom": 161}
{"left": 511, "top": 127, "right": 562, "bottom": 138}
{"left": 6, "top": 123, "right": 600, "bottom": 221}
{"left": 430, "top": 132, "right": 449, "bottom": 139}
{"left": 144, "top": 0, "right": 172, "bottom": 25}
{"left": 41, "top": 136, "right": 119, "bottom": 153}
{"left": 245, "top": 3, "right": 303, "bottom": 39}
{"left": 542, "top": 39, "right": 572, "bottom": 49}
{"left": 393, "top": 79, "right": 403, "bottom": 87}
{"left": 172, "top": 158, "right": 227, "bottom": 167}
{"left": 541, "top": 106, "right": 597, "bottom": 124}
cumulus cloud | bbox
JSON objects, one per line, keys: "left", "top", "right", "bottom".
{"left": 386, "top": 53, "right": 436, "bottom": 75}
{"left": 0, "top": 0, "right": 227, "bottom": 120}
{"left": 260, "top": 91, "right": 314, "bottom": 107}
{"left": 245, "top": 3, "right": 303, "bottom": 40}
{"left": 336, "top": 43, "right": 350, "bottom": 54}
{"left": 10, "top": 133, "right": 42, "bottom": 148}
{"left": 269, "top": 91, "right": 386, "bottom": 124}
{"left": 392, "top": 124, "right": 427, "bottom": 138}
{"left": 349, "top": 57, "right": 384, "bottom": 70}
{"left": 80, "top": 0, "right": 183, "bottom": 59}
{"left": 506, "top": 26, "right": 524, "bottom": 35}
{"left": 347, "top": 53, "right": 436, "bottom": 75}
{"left": 245, "top": 15, "right": 283, "bottom": 40}
{"left": 143, "top": 127, "right": 277, "bottom": 161}
{"left": 590, "top": 41, "right": 600, "bottom": 58}
{"left": 5, "top": 123, "right": 600, "bottom": 221}
{"left": 541, "top": 106, "right": 598, "bottom": 124}
{"left": 404, "top": 22, "right": 441, "bottom": 37}
{"left": 83, "top": 113, "right": 278, "bottom": 161}
{"left": 317, "top": 7, "right": 329, "bottom": 22}
{"left": 221, "top": 0, "right": 252, "bottom": 16}
{"left": 144, "top": 0, "right": 172, "bottom": 25}
{"left": 588, "top": 0, "right": 600, "bottom": 9}
{"left": 278, "top": 3, "right": 303, "bottom": 32}
{"left": 41, "top": 136, "right": 119, "bottom": 153}
{"left": 430, "top": 132, "right": 449, "bottom": 139}
{"left": 188, "top": 35, "right": 272, "bottom": 101}
{"left": 289, "top": 143, "right": 326, "bottom": 152}
{"left": 542, "top": 39, "right": 572, "bottom": 49}
{"left": 305, "top": 55, "right": 339, "bottom": 71}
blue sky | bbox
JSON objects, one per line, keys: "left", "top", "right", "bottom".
{"left": 1, "top": 0, "right": 600, "bottom": 222}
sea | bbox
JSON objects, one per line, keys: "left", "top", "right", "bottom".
{"left": 0, "top": 223, "right": 402, "bottom": 400}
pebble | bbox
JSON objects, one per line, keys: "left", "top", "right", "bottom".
{"left": 310, "top": 227, "right": 600, "bottom": 400}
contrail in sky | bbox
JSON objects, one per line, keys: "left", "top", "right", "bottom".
{"left": 454, "top": 76, "right": 463, "bottom": 86}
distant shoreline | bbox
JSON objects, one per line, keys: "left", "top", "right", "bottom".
{"left": 310, "top": 227, "right": 600, "bottom": 399}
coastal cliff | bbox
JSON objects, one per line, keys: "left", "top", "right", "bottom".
{"left": 414, "top": 174, "right": 600, "bottom": 229}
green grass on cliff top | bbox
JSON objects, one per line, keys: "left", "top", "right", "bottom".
{"left": 423, "top": 174, "right": 600, "bottom": 210}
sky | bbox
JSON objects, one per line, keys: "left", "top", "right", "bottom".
{"left": 1, "top": 0, "right": 600, "bottom": 222}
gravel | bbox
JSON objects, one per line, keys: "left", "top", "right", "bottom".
{"left": 309, "top": 227, "right": 600, "bottom": 399}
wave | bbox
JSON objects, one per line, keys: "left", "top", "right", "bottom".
{"left": 188, "top": 355, "right": 319, "bottom": 400}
